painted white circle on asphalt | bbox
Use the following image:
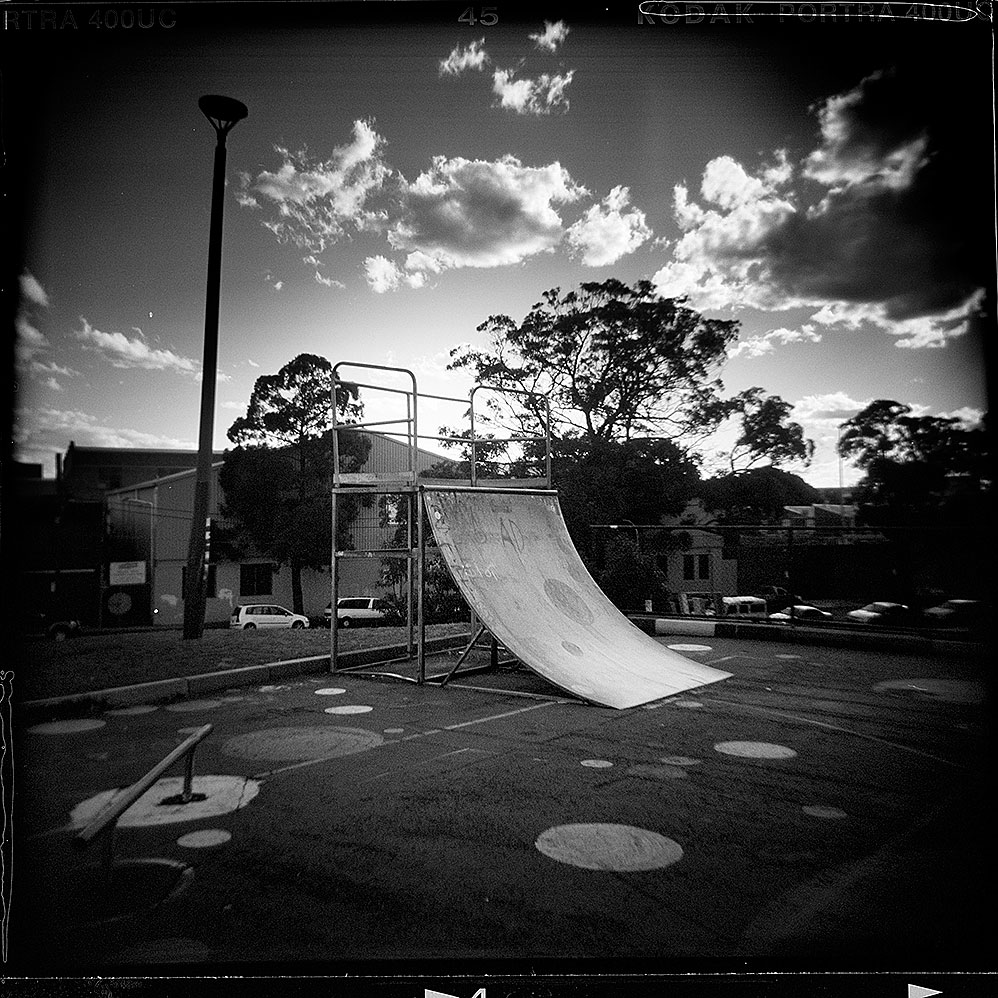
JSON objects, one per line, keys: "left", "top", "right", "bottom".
{"left": 177, "top": 829, "right": 232, "bottom": 848}
{"left": 659, "top": 756, "right": 700, "bottom": 766}
{"left": 667, "top": 644, "right": 712, "bottom": 652}
{"left": 106, "top": 705, "right": 158, "bottom": 717}
{"left": 315, "top": 688, "right": 347, "bottom": 696}
{"left": 714, "top": 741, "right": 797, "bottom": 759}
{"left": 223, "top": 726, "right": 383, "bottom": 761}
{"left": 535, "top": 823, "right": 684, "bottom": 871}
{"left": 803, "top": 805, "right": 847, "bottom": 819}
{"left": 165, "top": 700, "right": 223, "bottom": 713}
{"left": 671, "top": 700, "right": 704, "bottom": 709}
{"left": 325, "top": 704, "right": 372, "bottom": 714}
{"left": 873, "top": 679, "right": 984, "bottom": 704}
{"left": 580, "top": 759, "right": 613, "bottom": 768}
{"left": 70, "top": 775, "right": 260, "bottom": 829}
{"left": 28, "top": 719, "right": 106, "bottom": 735}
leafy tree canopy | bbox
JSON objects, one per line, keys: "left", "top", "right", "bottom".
{"left": 449, "top": 278, "right": 740, "bottom": 446}
{"left": 724, "top": 387, "right": 815, "bottom": 473}
{"left": 220, "top": 353, "right": 370, "bottom": 612}
{"left": 699, "top": 466, "right": 821, "bottom": 525}
{"left": 838, "top": 400, "right": 989, "bottom": 525}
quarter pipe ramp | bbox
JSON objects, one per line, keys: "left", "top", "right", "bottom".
{"left": 423, "top": 488, "right": 731, "bottom": 709}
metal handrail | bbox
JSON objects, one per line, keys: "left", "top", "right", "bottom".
{"left": 74, "top": 723, "right": 213, "bottom": 864}
{"left": 469, "top": 384, "right": 552, "bottom": 487}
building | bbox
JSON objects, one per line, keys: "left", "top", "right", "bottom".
{"left": 104, "top": 433, "right": 451, "bottom": 626}
{"left": 13, "top": 434, "right": 451, "bottom": 628}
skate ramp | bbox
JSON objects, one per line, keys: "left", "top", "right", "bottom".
{"left": 422, "top": 489, "right": 731, "bottom": 709}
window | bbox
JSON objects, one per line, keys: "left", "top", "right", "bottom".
{"left": 241, "top": 563, "right": 273, "bottom": 596}
{"left": 181, "top": 564, "right": 217, "bottom": 599}
{"left": 683, "top": 555, "right": 695, "bottom": 581}
{"left": 698, "top": 554, "right": 710, "bottom": 580}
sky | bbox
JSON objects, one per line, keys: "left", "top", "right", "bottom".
{"left": 8, "top": 4, "right": 995, "bottom": 489}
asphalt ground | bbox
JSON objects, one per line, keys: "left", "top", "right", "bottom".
{"left": 9, "top": 635, "right": 995, "bottom": 984}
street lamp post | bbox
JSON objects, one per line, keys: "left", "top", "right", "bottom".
{"left": 183, "top": 94, "right": 248, "bottom": 640}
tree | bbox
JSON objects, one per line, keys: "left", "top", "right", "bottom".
{"left": 221, "top": 354, "right": 369, "bottom": 612}
{"left": 448, "top": 279, "right": 740, "bottom": 447}
{"left": 838, "top": 400, "right": 990, "bottom": 525}
{"left": 723, "top": 388, "right": 814, "bottom": 473}
{"left": 699, "top": 466, "right": 821, "bottom": 525}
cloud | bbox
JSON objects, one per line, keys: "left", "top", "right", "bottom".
{"left": 492, "top": 68, "right": 574, "bottom": 115}
{"left": 221, "top": 400, "right": 246, "bottom": 411}
{"left": 728, "top": 324, "right": 821, "bottom": 359}
{"left": 364, "top": 255, "right": 427, "bottom": 293}
{"left": 19, "top": 271, "right": 50, "bottom": 308}
{"left": 13, "top": 405, "right": 196, "bottom": 470}
{"left": 237, "top": 119, "right": 390, "bottom": 255}
{"left": 314, "top": 271, "right": 346, "bottom": 289}
{"left": 565, "top": 186, "right": 652, "bottom": 266}
{"left": 652, "top": 67, "right": 990, "bottom": 347}
{"left": 247, "top": 359, "right": 260, "bottom": 368}
{"left": 439, "top": 38, "right": 490, "bottom": 75}
{"left": 791, "top": 392, "right": 868, "bottom": 425}
{"left": 529, "top": 20, "right": 569, "bottom": 52}
{"left": 385, "top": 154, "right": 586, "bottom": 278}
{"left": 74, "top": 318, "right": 199, "bottom": 374}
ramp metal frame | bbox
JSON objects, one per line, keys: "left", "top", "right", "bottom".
{"left": 328, "top": 362, "right": 551, "bottom": 686}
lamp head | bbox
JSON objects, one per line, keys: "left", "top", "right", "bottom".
{"left": 198, "top": 95, "right": 248, "bottom": 136}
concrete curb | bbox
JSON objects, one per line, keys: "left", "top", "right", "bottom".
{"left": 19, "top": 633, "right": 470, "bottom": 719}
{"left": 630, "top": 615, "right": 988, "bottom": 658}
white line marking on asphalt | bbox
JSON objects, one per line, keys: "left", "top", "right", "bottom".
{"left": 253, "top": 701, "right": 561, "bottom": 780}
{"left": 439, "top": 700, "right": 559, "bottom": 732}
{"left": 702, "top": 697, "right": 968, "bottom": 768}
{"left": 362, "top": 747, "right": 490, "bottom": 782}
{"left": 28, "top": 719, "right": 106, "bottom": 735}
{"left": 581, "top": 759, "right": 613, "bottom": 768}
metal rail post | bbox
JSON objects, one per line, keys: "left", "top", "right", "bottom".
{"left": 417, "top": 488, "right": 426, "bottom": 684}
{"left": 330, "top": 490, "right": 339, "bottom": 674}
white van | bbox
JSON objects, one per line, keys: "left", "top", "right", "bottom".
{"left": 720, "top": 596, "right": 768, "bottom": 619}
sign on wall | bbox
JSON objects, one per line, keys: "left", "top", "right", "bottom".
{"left": 109, "top": 561, "right": 147, "bottom": 585}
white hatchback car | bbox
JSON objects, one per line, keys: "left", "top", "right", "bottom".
{"left": 230, "top": 604, "right": 310, "bottom": 630}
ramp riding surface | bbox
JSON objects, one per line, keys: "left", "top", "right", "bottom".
{"left": 423, "top": 488, "right": 731, "bottom": 708}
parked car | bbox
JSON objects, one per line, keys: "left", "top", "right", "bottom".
{"left": 720, "top": 596, "right": 768, "bottom": 619}
{"left": 325, "top": 597, "right": 387, "bottom": 628}
{"left": 24, "top": 611, "right": 82, "bottom": 640}
{"left": 769, "top": 604, "right": 832, "bottom": 623}
{"left": 230, "top": 604, "right": 310, "bottom": 630}
{"left": 754, "top": 586, "right": 803, "bottom": 612}
{"left": 846, "top": 601, "right": 915, "bottom": 626}
{"left": 921, "top": 599, "right": 987, "bottom": 631}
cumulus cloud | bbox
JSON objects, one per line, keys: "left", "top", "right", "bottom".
{"left": 727, "top": 324, "right": 821, "bottom": 359}
{"left": 74, "top": 319, "right": 199, "bottom": 375}
{"left": 492, "top": 68, "right": 574, "bottom": 115}
{"left": 237, "top": 119, "right": 390, "bottom": 255}
{"left": 386, "top": 154, "right": 586, "bottom": 274}
{"left": 564, "top": 186, "right": 652, "bottom": 266}
{"left": 439, "top": 38, "right": 490, "bottom": 75}
{"left": 653, "top": 66, "right": 990, "bottom": 347}
{"left": 529, "top": 20, "right": 570, "bottom": 52}
{"left": 364, "top": 255, "right": 427, "bottom": 293}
